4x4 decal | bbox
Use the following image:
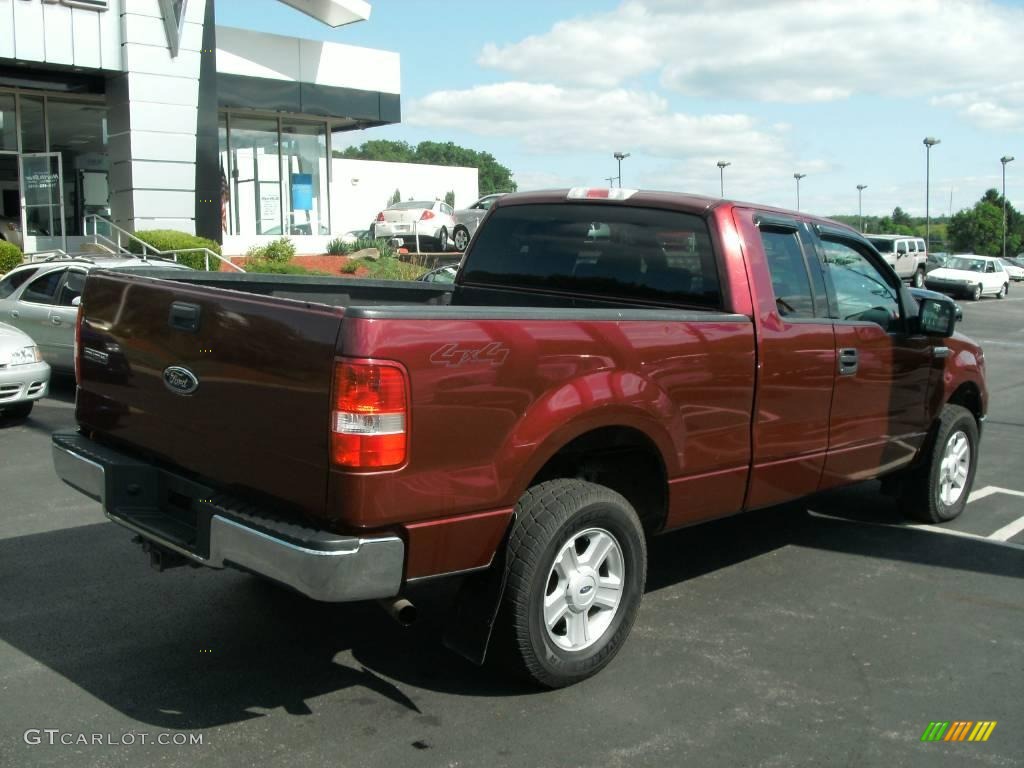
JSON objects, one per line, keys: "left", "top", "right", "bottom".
{"left": 430, "top": 342, "right": 510, "bottom": 368}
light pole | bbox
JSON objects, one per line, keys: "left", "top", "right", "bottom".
{"left": 605, "top": 176, "right": 617, "bottom": 187}
{"left": 857, "top": 184, "right": 868, "bottom": 232}
{"left": 1001, "top": 155, "right": 1014, "bottom": 260}
{"left": 717, "top": 161, "right": 731, "bottom": 198}
{"left": 923, "top": 137, "right": 940, "bottom": 251}
{"left": 793, "top": 173, "right": 806, "bottom": 211}
{"left": 613, "top": 152, "right": 630, "bottom": 188}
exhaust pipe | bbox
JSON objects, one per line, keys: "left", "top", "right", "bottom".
{"left": 378, "top": 597, "right": 417, "bottom": 627}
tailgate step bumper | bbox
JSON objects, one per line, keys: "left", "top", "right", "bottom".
{"left": 52, "top": 431, "right": 404, "bottom": 602}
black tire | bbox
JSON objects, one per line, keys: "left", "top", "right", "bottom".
{"left": 898, "top": 404, "right": 979, "bottom": 523}
{"left": 997, "top": 283, "right": 1008, "bottom": 299}
{"left": 971, "top": 283, "right": 982, "bottom": 301}
{"left": 912, "top": 268, "right": 925, "bottom": 288}
{"left": 453, "top": 226, "right": 470, "bottom": 252}
{"left": 2, "top": 402, "right": 33, "bottom": 420}
{"left": 497, "top": 479, "right": 646, "bottom": 688}
{"left": 437, "top": 227, "right": 449, "bottom": 252}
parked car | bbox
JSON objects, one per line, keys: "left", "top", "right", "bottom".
{"left": 453, "top": 192, "right": 509, "bottom": 251}
{"left": 0, "top": 256, "right": 191, "bottom": 373}
{"left": 54, "top": 188, "right": 983, "bottom": 689}
{"left": 866, "top": 235, "right": 928, "bottom": 286}
{"left": 0, "top": 321, "right": 49, "bottom": 419}
{"left": 371, "top": 200, "right": 456, "bottom": 252}
{"left": 926, "top": 252, "right": 950, "bottom": 272}
{"left": 0, "top": 215, "right": 24, "bottom": 250}
{"left": 925, "top": 254, "right": 1010, "bottom": 301}
{"left": 998, "top": 258, "right": 1024, "bottom": 282}
{"left": 337, "top": 228, "right": 372, "bottom": 246}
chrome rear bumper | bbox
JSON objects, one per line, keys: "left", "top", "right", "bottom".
{"left": 52, "top": 431, "right": 404, "bottom": 602}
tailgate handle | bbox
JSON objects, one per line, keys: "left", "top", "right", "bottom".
{"left": 169, "top": 302, "right": 201, "bottom": 333}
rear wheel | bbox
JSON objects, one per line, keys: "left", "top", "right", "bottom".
{"left": 912, "top": 267, "right": 925, "bottom": 288}
{"left": 997, "top": 283, "right": 1008, "bottom": 299}
{"left": 496, "top": 479, "right": 646, "bottom": 688}
{"left": 898, "top": 404, "right": 979, "bottom": 523}
{"left": 1, "top": 402, "right": 33, "bottom": 420}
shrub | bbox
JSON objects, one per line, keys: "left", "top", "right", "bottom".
{"left": 361, "top": 257, "right": 426, "bottom": 281}
{"left": 129, "top": 230, "right": 222, "bottom": 271}
{"left": 326, "top": 237, "right": 349, "bottom": 255}
{"left": 245, "top": 237, "right": 295, "bottom": 264}
{"left": 340, "top": 260, "right": 361, "bottom": 274}
{"left": 0, "top": 240, "right": 23, "bottom": 274}
{"left": 243, "top": 261, "right": 329, "bottom": 276}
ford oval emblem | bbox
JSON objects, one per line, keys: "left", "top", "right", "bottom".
{"left": 163, "top": 366, "right": 199, "bottom": 395}
{"left": 579, "top": 584, "right": 593, "bottom": 595}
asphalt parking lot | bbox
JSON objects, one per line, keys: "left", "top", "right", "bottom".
{"left": 1, "top": 297, "right": 1022, "bottom": 768}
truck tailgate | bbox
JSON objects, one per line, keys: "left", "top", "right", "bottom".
{"left": 75, "top": 270, "right": 344, "bottom": 521}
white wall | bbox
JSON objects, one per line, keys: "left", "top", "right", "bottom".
{"left": 332, "top": 159, "right": 478, "bottom": 233}
{"left": 0, "top": 0, "right": 123, "bottom": 71}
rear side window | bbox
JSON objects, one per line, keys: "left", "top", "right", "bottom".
{"left": 462, "top": 204, "right": 721, "bottom": 308}
{"left": 759, "top": 229, "right": 815, "bottom": 318}
{"left": 21, "top": 269, "right": 64, "bottom": 304}
{"left": 58, "top": 269, "right": 86, "bottom": 306}
{"left": 0, "top": 268, "right": 38, "bottom": 299}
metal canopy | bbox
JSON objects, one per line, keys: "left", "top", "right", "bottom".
{"left": 277, "top": 0, "right": 371, "bottom": 27}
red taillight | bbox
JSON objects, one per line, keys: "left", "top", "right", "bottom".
{"left": 330, "top": 360, "right": 408, "bottom": 469}
{"left": 74, "top": 306, "right": 83, "bottom": 385}
{"left": 420, "top": 209, "right": 435, "bottom": 221}
{"left": 375, "top": 211, "right": 385, "bottom": 222}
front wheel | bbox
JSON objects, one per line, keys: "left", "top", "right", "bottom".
{"left": 453, "top": 225, "right": 470, "bottom": 251}
{"left": 997, "top": 283, "right": 1008, "bottom": 299}
{"left": 437, "top": 227, "right": 449, "bottom": 252}
{"left": 899, "top": 404, "right": 979, "bottom": 523}
{"left": 912, "top": 268, "right": 925, "bottom": 288}
{"left": 497, "top": 479, "right": 646, "bottom": 688}
{"left": 971, "top": 283, "right": 982, "bottom": 301}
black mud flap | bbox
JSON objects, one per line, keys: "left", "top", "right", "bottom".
{"left": 442, "top": 512, "right": 515, "bottom": 666}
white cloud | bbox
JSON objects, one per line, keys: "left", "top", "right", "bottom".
{"left": 477, "top": 0, "right": 1024, "bottom": 122}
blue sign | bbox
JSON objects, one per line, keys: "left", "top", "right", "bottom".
{"left": 291, "top": 174, "right": 313, "bottom": 211}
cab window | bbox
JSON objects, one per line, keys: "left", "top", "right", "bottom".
{"left": 822, "top": 239, "right": 900, "bottom": 331}
{"left": 21, "top": 268, "right": 65, "bottom": 305}
{"left": 896, "top": 241, "right": 908, "bottom": 255}
{"left": 759, "top": 228, "right": 815, "bottom": 318}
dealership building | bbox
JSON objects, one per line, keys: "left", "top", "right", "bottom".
{"left": 0, "top": 0, "right": 478, "bottom": 254}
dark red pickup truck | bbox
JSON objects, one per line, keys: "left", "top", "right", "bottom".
{"left": 53, "top": 188, "right": 986, "bottom": 687}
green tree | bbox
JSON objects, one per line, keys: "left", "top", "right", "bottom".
{"left": 336, "top": 139, "right": 517, "bottom": 196}
{"left": 444, "top": 190, "right": 455, "bottom": 207}
{"left": 947, "top": 188, "right": 1022, "bottom": 256}
{"left": 388, "top": 188, "right": 402, "bottom": 206}
{"left": 891, "top": 206, "right": 912, "bottom": 227}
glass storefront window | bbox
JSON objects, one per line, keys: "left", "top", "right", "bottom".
{"left": 227, "top": 116, "right": 282, "bottom": 236}
{"left": 280, "top": 120, "right": 329, "bottom": 235}
{"left": 20, "top": 96, "right": 46, "bottom": 153}
{"left": 48, "top": 100, "right": 110, "bottom": 237}
{"left": 0, "top": 94, "right": 16, "bottom": 152}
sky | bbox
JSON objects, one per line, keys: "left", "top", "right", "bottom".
{"left": 215, "top": 0, "right": 1024, "bottom": 218}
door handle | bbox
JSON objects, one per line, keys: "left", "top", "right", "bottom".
{"left": 838, "top": 347, "right": 859, "bottom": 376}
{"left": 51, "top": 316, "right": 62, "bottom": 325}
{"left": 9, "top": 310, "right": 18, "bottom": 318}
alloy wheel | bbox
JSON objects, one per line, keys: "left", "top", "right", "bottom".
{"left": 938, "top": 430, "right": 971, "bottom": 506}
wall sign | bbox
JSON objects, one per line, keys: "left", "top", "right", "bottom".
{"left": 38, "top": 0, "right": 109, "bottom": 10}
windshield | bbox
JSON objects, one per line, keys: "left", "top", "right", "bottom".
{"left": 868, "top": 238, "right": 895, "bottom": 252}
{"left": 390, "top": 201, "right": 434, "bottom": 210}
{"left": 946, "top": 257, "right": 986, "bottom": 272}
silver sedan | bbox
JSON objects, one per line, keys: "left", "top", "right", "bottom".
{"left": 0, "top": 321, "right": 49, "bottom": 419}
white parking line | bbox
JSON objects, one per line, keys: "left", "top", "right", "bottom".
{"left": 807, "top": 509, "right": 1024, "bottom": 553}
{"left": 989, "top": 516, "right": 1024, "bottom": 542}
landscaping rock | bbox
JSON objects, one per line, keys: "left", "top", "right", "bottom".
{"left": 348, "top": 248, "right": 380, "bottom": 261}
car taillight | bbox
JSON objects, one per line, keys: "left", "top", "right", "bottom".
{"left": 376, "top": 211, "right": 385, "bottom": 222}
{"left": 330, "top": 360, "right": 408, "bottom": 469}
{"left": 74, "top": 306, "right": 83, "bottom": 385}
{"left": 420, "top": 210, "right": 435, "bottom": 221}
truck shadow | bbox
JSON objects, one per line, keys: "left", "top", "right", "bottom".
{"left": 0, "top": 485, "right": 1019, "bottom": 730}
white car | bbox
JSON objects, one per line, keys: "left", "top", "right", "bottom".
{"left": 925, "top": 254, "right": 1010, "bottom": 301}
{"left": 0, "top": 321, "right": 49, "bottom": 419}
{"left": 370, "top": 200, "right": 457, "bottom": 252}
{"left": 999, "top": 258, "right": 1024, "bottom": 282}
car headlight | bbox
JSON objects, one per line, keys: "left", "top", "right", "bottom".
{"left": 7, "top": 345, "right": 42, "bottom": 366}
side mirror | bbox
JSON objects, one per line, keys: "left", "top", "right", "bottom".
{"left": 71, "top": 296, "right": 82, "bottom": 307}
{"left": 918, "top": 296, "right": 956, "bottom": 337}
